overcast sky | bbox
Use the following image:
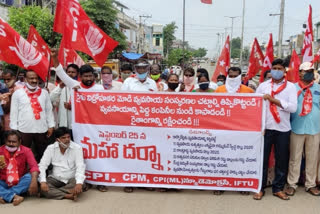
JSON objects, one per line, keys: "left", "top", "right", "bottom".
{"left": 118, "top": 0, "right": 320, "bottom": 58}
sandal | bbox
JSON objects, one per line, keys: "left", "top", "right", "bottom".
{"left": 273, "top": 191, "right": 290, "bottom": 200}
{"left": 306, "top": 187, "right": 320, "bottom": 196}
{"left": 97, "top": 185, "right": 108, "bottom": 192}
{"left": 123, "top": 187, "right": 134, "bottom": 193}
{"left": 213, "top": 190, "right": 224, "bottom": 195}
{"left": 83, "top": 183, "right": 92, "bottom": 192}
{"left": 284, "top": 187, "right": 295, "bottom": 196}
{"left": 253, "top": 191, "right": 265, "bottom": 200}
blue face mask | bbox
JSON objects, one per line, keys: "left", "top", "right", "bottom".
{"left": 271, "top": 70, "right": 284, "bottom": 80}
{"left": 217, "top": 81, "right": 224, "bottom": 86}
{"left": 137, "top": 72, "right": 148, "bottom": 80}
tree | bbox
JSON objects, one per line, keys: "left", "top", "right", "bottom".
{"left": 8, "top": 6, "right": 59, "bottom": 47}
{"left": 163, "top": 22, "right": 178, "bottom": 57}
{"left": 167, "top": 48, "right": 192, "bottom": 66}
{"left": 231, "top": 37, "right": 241, "bottom": 59}
{"left": 81, "top": 0, "right": 127, "bottom": 56}
{"left": 193, "top": 48, "right": 207, "bottom": 58}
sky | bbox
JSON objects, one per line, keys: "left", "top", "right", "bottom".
{"left": 118, "top": 0, "right": 320, "bottom": 58}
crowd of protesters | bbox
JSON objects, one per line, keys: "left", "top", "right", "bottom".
{"left": 0, "top": 49, "right": 320, "bottom": 205}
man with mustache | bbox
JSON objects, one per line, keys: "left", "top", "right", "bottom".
{"left": 10, "top": 70, "right": 55, "bottom": 162}
{"left": 51, "top": 50, "right": 104, "bottom": 91}
{"left": 0, "top": 130, "right": 39, "bottom": 206}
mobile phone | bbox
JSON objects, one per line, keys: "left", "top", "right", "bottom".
{"left": 0, "top": 155, "right": 4, "bottom": 163}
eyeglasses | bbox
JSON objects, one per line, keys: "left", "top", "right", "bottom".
{"left": 184, "top": 74, "right": 193, "bottom": 77}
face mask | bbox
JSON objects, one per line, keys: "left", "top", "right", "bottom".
{"left": 72, "top": 76, "right": 78, "bottom": 80}
{"left": 199, "top": 82, "right": 209, "bottom": 90}
{"left": 121, "top": 73, "right": 132, "bottom": 81}
{"left": 217, "top": 81, "right": 224, "bottom": 86}
{"left": 101, "top": 74, "right": 113, "bottom": 85}
{"left": 184, "top": 76, "right": 194, "bottom": 85}
{"left": 5, "top": 79, "right": 15, "bottom": 88}
{"left": 5, "top": 145, "right": 18, "bottom": 153}
{"left": 225, "top": 75, "right": 241, "bottom": 93}
{"left": 137, "top": 72, "right": 148, "bottom": 81}
{"left": 168, "top": 82, "right": 179, "bottom": 90}
{"left": 271, "top": 70, "right": 284, "bottom": 80}
{"left": 303, "top": 72, "right": 314, "bottom": 81}
{"left": 150, "top": 74, "right": 161, "bottom": 81}
{"left": 58, "top": 141, "right": 69, "bottom": 149}
{"left": 26, "top": 82, "right": 38, "bottom": 90}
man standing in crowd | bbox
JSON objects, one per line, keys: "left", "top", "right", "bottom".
{"left": 150, "top": 64, "right": 167, "bottom": 91}
{"left": 10, "top": 70, "right": 55, "bottom": 162}
{"left": 100, "top": 66, "right": 122, "bottom": 91}
{"left": 286, "top": 62, "right": 320, "bottom": 196}
{"left": 118, "top": 63, "right": 134, "bottom": 83}
{"left": 50, "top": 64, "right": 79, "bottom": 129}
{"left": 0, "top": 130, "right": 39, "bottom": 206}
{"left": 121, "top": 59, "right": 157, "bottom": 92}
{"left": 215, "top": 67, "right": 254, "bottom": 93}
{"left": 254, "top": 59, "right": 297, "bottom": 200}
{"left": 51, "top": 50, "right": 104, "bottom": 91}
{"left": 39, "top": 127, "right": 86, "bottom": 201}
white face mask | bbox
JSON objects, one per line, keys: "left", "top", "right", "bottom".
{"left": 58, "top": 140, "right": 69, "bottom": 149}
{"left": 225, "top": 75, "right": 241, "bottom": 93}
{"left": 26, "top": 82, "right": 38, "bottom": 90}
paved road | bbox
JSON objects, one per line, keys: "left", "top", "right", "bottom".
{"left": 1, "top": 187, "right": 319, "bottom": 214}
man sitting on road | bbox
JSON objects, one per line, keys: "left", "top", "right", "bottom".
{"left": 0, "top": 130, "right": 39, "bottom": 206}
{"left": 39, "top": 127, "right": 86, "bottom": 201}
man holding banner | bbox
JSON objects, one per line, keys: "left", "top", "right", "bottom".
{"left": 254, "top": 59, "right": 297, "bottom": 200}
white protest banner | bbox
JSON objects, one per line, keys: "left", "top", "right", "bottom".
{"left": 72, "top": 91, "right": 265, "bottom": 192}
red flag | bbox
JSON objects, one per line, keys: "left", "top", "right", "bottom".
{"left": 259, "top": 34, "right": 274, "bottom": 83}
{"left": 27, "top": 25, "right": 51, "bottom": 64}
{"left": 201, "top": 0, "right": 212, "bottom": 4}
{"left": 53, "top": 0, "right": 118, "bottom": 66}
{"left": 244, "top": 38, "right": 264, "bottom": 84}
{"left": 301, "top": 5, "right": 313, "bottom": 63}
{"left": 58, "top": 37, "right": 85, "bottom": 68}
{"left": 287, "top": 49, "right": 301, "bottom": 83}
{"left": 0, "top": 18, "right": 49, "bottom": 81}
{"left": 212, "top": 36, "right": 230, "bottom": 82}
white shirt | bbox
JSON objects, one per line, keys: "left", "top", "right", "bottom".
{"left": 121, "top": 77, "right": 158, "bottom": 92}
{"left": 39, "top": 141, "right": 86, "bottom": 184}
{"left": 194, "top": 82, "right": 218, "bottom": 90}
{"left": 50, "top": 86, "right": 72, "bottom": 128}
{"left": 256, "top": 79, "right": 297, "bottom": 132}
{"left": 10, "top": 87, "right": 55, "bottom": 133}
{"left": 55, "top": 64, "right": 104, "bottom": 91}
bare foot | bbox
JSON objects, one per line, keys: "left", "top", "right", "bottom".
{"left": 12, "top": 195, "right": 24, "bottom": 206}
{"left": 64, "top": 193, "right": 74, "bottom": 200}
{"left": 0, "top": 197, "right": 6, "bottom": 204}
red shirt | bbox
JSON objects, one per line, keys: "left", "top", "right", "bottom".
{"left": 0, "top": 145, "right": 39, "bottom": 181}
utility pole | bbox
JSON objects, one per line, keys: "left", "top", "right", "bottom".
{"left": 278, "top": 0, "right": 285, "bottom": 58}
{"left": 138, "top": 15, "right": 152, "bottom": 54}
{"left": 225, "top": 16, "right": 239, "bottom": 62}
{"left": 182, "top": 0, "right": 186, "bottom": 68}
{"left": 239, "top": 0, "right": 245, "bottom": 68}
{"left": 216, "top": 33, "right": 221, "bottom": 59}
{"left": 270, "top": 0, "right": 285, "bottom": 58}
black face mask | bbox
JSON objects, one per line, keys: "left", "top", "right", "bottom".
{"left": 303, "top": 72, "right": 314, "bottom": 82}
{"left": 168, "top": 82, "right": 179, "bottom": 90}
{"left": 199, "top": 82, "right": 209, "bottom": 90}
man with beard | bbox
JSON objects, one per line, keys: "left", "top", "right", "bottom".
{"left": 10, "top": 70, "right": 55, "bottom": 162}
{"left": 215, "top": 67, "right": 254, "bottom": 93}
{"left": 39, "top": 127, "right": 85, "bottom": 201}
{"left": 50, "top": 64, "right": 80, "bottom": 129}
{"left": 0, "top": 130, "right": 39, "bottom": 206}
{"left": 51, "top": 50, "right": 104, "bottom": 91}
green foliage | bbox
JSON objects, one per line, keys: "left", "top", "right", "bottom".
{"left": 81, "top": 0, "right": 127, "bottom": 57}
{"left": 163, "top": 22, "right": 177, "bottom": 57}
{"left": 242, "top": 47, "right": 250, "bottom": 61}
{"left": 8, "top": 6, "right": 60, "bottom": 47}
{"left": 167, "top": 48, "right": 192, "bottom": 66}
{"left": 193, "top": 48, "right": 207, "bottom": 58}
{"left": 231, "top": 37, "right": 241, "bottom": 59}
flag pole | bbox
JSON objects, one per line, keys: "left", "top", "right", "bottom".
{"left": 46, "top": 55, "right": 51, "bottom": 88}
